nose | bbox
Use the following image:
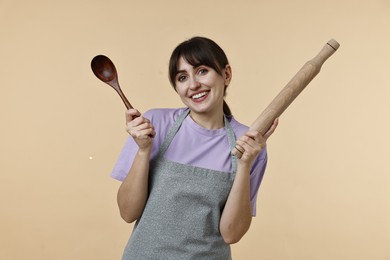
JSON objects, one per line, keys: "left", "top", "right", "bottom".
{"left": 189, "top": 76, "right": 201, "bottom": 90}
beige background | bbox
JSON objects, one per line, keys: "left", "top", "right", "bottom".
{"left": 1, "top": 0, "right": 389, "bottom": 259}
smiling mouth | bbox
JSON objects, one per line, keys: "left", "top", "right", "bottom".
{"left": 192, "top": 91, "right": 208, "bottom": 100}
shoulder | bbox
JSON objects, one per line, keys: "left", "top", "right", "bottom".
{"left": 144, "top": 107, "right": 186, "bottom": 124}
{"left": 227, "top": 115, "right": 249, "bottom": 137}
{"left": 228, "top": 115, "right": 268, "bottom": 161}
{"left": 144, "top": 107, "right": 188, "bottom": 157}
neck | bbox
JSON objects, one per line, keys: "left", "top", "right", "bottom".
{"left": 189, "top": 109, "right": 224, "bottom": 130}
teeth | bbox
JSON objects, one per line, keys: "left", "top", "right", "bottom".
{"left": 192, "top": 92, "right": 207, "bottom": 99}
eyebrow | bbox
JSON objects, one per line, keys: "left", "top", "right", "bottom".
{"left": 175, "top": 70, "right": 187, "bottom": 75}
{"left": 175, "top": 64, "right": 203, "bottom": 76}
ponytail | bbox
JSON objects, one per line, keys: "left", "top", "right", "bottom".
{"left": 223, "top": 100, "right": 232, "bottom": 116}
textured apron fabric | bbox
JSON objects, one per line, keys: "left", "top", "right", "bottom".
{"left": 122, "top": 109, "right": 237, "bottom": 260}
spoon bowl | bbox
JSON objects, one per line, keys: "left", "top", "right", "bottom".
{"left": 91, "top": 55, "right": 133, "bottom": 109}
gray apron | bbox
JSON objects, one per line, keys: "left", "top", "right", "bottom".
{"left": 123, "top": 109, "right": 237, "bottom": 260}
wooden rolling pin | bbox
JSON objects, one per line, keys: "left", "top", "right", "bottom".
{"left": 232, "top": 39, "right": 340, "bottom": 158}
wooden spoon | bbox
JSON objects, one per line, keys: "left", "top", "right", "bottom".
{"left": 91, "top": 55, "right": 133, "bottom": 109}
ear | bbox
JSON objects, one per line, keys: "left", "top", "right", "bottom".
{"left": 223, "top": 65, "right": 232, "bottom": 86}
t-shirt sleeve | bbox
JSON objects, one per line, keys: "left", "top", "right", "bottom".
{"left": 110, "top": 109, "right": 156, "bottom": 181}
{"left": 110, "top": 108, "right": 181, "bottom": 181}
{"left": 110, "top": 136, "right": 138, "bottom": 181}
{"left": 249, "top": 147, "right": 268, "bottom": 216}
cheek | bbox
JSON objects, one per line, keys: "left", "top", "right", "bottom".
{"left": 175, "top": 85, "right": 186, "bottom": 97}
{"left": 209, "top": 75, "right": 225, "bottom": 87}
{"left": 215, "top": 79, "right": 226, "bottom": 92}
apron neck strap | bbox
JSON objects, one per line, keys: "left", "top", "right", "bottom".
{"left": 157, "top": 108, "right": 238, "bottom": 174}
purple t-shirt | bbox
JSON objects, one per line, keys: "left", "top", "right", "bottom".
{"left": 111, "top": 108, "right": 268, "bottom": 216}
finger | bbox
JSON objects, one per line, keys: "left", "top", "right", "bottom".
{"left": 238, "top": 135, "right": 256, "bottom": 147}
{"left": 127, "top": 120, "right": 155, "bottom": 138}
{"left": 135, "top": 128, "right": 155, "bottom": 139}
{"left": 138, "top": 118, "right": 152, "bottom": 131}
{"left": 125, "top": 117, "right": 143, "bottom": 132}
{"left": 125, "top": 109, "right": 141, "bottom": 122}
{"left": 236, "top": 138, "right": 259, "bottom": 153}
{"left": 244, "top": 130, "right": 264, "bottom": 144}
{"left": 235, "top": 140, "right": 261, "bottom": 161}
{"left": 272, "top": 118, "right": 279, "bottom": 128}
{"left": 242, "top": 132, "right": 265, "bottom": 148}
{"left": 234, "top": 144, "right": 245, "bottom": 155}
{"left": 244, "top": 130, "right": 258, "bottom": 139}
{"left": 264, "top": 118, "right": 279, "bottom": 139}
{"left": 127, "top": 127, "right": 152, "bottom": 139}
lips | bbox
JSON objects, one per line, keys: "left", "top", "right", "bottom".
{"left": 191, "top": 91, "right": 209, "bottom": 101}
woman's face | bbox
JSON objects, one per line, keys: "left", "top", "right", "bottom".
{"left": 174, "top": 56, "right": 231, "bottom": 116}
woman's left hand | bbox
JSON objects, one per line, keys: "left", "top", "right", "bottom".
{"left": 236, "top": 118, "right": 279, "bottom": 163}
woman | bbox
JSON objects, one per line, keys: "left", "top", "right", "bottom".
{"left": 111, "top": 36, "right": 278, "bottom": 259}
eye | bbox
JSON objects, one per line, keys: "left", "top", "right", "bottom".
{"left": 177, "top": 74, "right": 187, "bottom": 82}
{"left": 198, "top": 68, "right": 208, "bottom": 75}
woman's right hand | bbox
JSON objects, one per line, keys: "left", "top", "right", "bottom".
{"left": 125, "top": 109, "right": 156, "bottom": 150}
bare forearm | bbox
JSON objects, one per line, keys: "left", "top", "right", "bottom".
{"left": 220, "top": 123, "right": 278, "bottom": 244}
{"left": 117, "top": 149, "right": 151, "bottom": 223}
{"left": 220, "top": 163, "right": 253, "bottom": 244}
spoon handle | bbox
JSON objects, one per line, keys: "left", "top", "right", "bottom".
{"left": 115, "top": 87, "right": 140, "bottom": 119}
{"left": 116, "top": 88, "right": 132, "bottom": 109}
